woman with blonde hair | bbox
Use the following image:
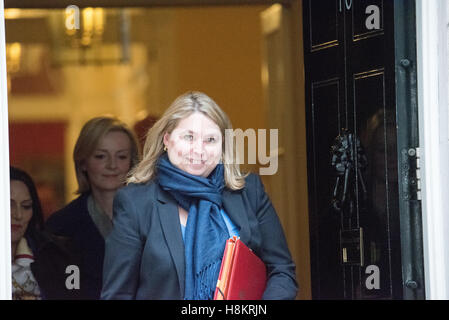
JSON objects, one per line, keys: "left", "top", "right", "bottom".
{"left": 102, "top": 92, "right": 297, "bottom": 300}
{"left": 46, "top": 116, "right": 140, "bottom": 299}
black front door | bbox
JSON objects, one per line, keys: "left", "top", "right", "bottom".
{"left": 303, "top": 0, "right": 424, "bottom": 299}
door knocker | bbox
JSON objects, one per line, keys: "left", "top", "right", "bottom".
{"left": 330, "top": 129, "right": 367, "bottom": 214}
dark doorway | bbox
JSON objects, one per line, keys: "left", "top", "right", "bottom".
{"left": 303, "top": 0, "right": 424, "bottom": 299}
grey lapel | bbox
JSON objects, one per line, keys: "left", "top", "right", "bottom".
{"left": 156, "top": 187, "right": 185, "bottom": 297}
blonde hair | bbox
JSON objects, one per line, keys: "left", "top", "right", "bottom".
{"left": 74, "top": 116, "right": 140, "bottom": 194}
{"left": 127, "top": 91, "right": 247, "bottom": 190}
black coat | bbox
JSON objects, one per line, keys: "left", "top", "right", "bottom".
{"left": 27, "top": 230, "right": 82, "bottom": 299}
{"left": 45, "top": 193, "right": 105, "bottom": 299}
{"left": 101, "top": 173, "right": 298, "bottom": 300}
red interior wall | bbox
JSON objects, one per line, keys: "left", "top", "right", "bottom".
{"left": 9, "top": 121, "right": 67, "bottom": 220}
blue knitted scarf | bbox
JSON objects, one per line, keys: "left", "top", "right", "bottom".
{"left": 156, "top": 155, "right": 229, "bottom": 300}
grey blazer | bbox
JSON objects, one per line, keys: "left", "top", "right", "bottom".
{"left": 101, "top": 173, "right": 298, "bottom": 300}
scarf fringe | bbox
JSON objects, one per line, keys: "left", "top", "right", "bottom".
{"left": 192, "top": 260, "right": 222, "bottom": 300}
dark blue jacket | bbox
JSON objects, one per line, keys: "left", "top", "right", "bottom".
{"left": 101, "top": 173, "right": 298, "bottom": 300}
{"left": 28, "top": 229, "right": 83, "bottom": 300}
{"left": 45, "top": 193, "right": 105, "bottom": 300}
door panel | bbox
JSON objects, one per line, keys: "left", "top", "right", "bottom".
{"left": 353, "top": 70, "right": 397, "bottom": 298}
{"left": 310, "top": 79, "right": 344, "bottom": 299}
{"left": 303, "top": 0, "right": 416, "bottom": 299}
{"left": 308, "top": 0, "right": 340, "bottom": 51}
{"left": 351, "top": 0, "right": 384, "bottom": 41}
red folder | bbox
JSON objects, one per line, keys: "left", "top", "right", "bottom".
{"left": 214, "top": 236, "right": 267, "bottom": 300}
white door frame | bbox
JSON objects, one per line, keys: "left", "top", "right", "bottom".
{"left": 416, "top": 0, "right": 449, "bottom": 300}
{"left": 0, "top": 0, "right": 12, "bottom": 300}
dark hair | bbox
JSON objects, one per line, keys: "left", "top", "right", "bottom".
{"left": 10, "top": 167, "right": 45, "bottom": 247}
